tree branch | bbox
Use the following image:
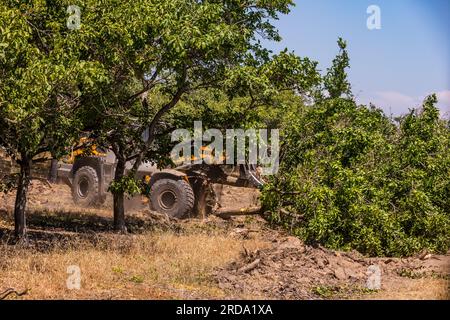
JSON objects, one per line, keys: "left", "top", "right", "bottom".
{"left": 128, "top": 66, "right": 188, "bottom": 170}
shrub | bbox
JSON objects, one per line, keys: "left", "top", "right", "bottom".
{"left": 261, "top": 95, "right": 450, "bottom": 257}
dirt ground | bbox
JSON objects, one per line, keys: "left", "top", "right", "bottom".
{"left": 0, "top": 181, "right": 448, "bottom": 300}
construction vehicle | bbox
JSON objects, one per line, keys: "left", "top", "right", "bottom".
{"left": 56, "top": 142, "right": 264, "bottom": 218}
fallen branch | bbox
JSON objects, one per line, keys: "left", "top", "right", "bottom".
{"left": 238, "top": 258, "right": 261, "bottom": 273}
{"left": 215, "top": 206, "right": 262, "bottom": 218}
{"left": 0, "top": 288, "right": 29, "bottom": 300}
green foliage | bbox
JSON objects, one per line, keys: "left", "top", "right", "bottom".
{"left": 129, "top": 274, "right": 144, "bottom": 284}
{"left": 69, "top": 0, "right": 309, "bottom": 179}
{"left": 323, "top": 38, "right": 352, "bottom": 99}
{"left": 0, "top": 1, "right": 107, "bottom": 161}
{"left": 261, "top": 95, "right": 450, "bottom": 257}
{"left": 108, "top": 175, "right": 142, "bottom": 197}
{"left": 1, "top": 1, "right": 447, "bottom": 253}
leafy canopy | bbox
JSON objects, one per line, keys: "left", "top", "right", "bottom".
{"left": 262, "top": 95, "right": 450, "bottom": 257}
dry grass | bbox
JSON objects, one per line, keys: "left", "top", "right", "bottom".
{"left": 1, "top": 182, "right": 448, "bottom": 300}
{"left": 366, "top": 277, "right": 449, "bottom": 300}
{"left": 0, "top": 227, "right": 268, "bottom": 300}
{"left": 0, "top": 183, "right": 271, "bottom": 300}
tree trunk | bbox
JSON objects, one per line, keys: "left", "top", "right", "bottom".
{"left": 14, "top": 158, "right": 31, "bottom": 240}
{"left": 48, "top": 159, "right": 58, "bottom": 183}
{"left": 113, "top": 156, "right": 127, "bottom": 233}
{"left": 192, "top": 178, "right": 217, "bottom": 219}
{"left": 192, "top": 178, "right": 207, "bottom": 219}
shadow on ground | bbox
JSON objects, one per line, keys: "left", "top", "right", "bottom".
{"left": 0, "top": 208, "right": 181, "bottom": 252}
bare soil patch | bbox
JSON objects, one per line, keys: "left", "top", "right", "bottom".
{"left": 215, "top": 236, "right": 449, "bottom": 300}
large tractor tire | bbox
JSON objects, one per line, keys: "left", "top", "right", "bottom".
{"left": 72, "top": 166, "right": 104, "bottom": 207}
{"left": 149, "top": 179, "right": 194, "bottom": 218}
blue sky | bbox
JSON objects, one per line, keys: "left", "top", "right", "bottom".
{"left": 263, "top": 0, "right": 450, "bottom": 116}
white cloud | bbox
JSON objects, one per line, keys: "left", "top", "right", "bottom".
{"left": 436, "top": 91, "right": 450, "bottom": 115}
{"left": 358, "top": 90, "right": 450, "bottom": 117}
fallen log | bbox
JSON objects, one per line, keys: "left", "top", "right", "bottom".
{"left": 215, "top": 206, "right": 262, "bottom": 218}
